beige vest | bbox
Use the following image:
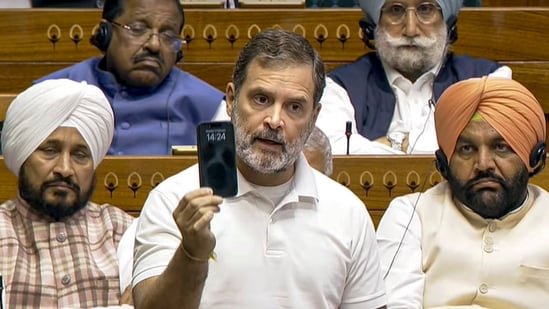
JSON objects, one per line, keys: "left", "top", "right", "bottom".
{"left": 416, "top": 183, "right": 549, "bottom": 308}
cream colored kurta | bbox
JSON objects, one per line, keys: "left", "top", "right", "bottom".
{"left": 377, "top": 182, "right": 549, "bottom": 309}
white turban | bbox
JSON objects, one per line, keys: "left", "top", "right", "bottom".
{"left": 1, "top": 79, "right": 114, "bottom": 176}
{"left": 359, "top": 0, "right": 462, "bottom": 26}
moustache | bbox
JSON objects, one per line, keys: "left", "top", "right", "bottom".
{"left": 254, "top": 129, "right": 285, "bottom": 144}
{"left": 133, "top": 53, "right": 164, "bottom": 65}
{"left": 42, "top": 176, "right": 80, "bottom": 192}
{"left": 388, "top": 36, "right": 437, "bottom": 49}
{"left": 465, "top": 171, "right": 507, "bottom": 189}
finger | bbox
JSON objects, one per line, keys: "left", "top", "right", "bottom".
{"left": 173, "top": 188, "right": 215, "bottom": 220}
{"left": 176, "top": 193, "right": 223, "bottom": 224}
{"left": 192, "top": 210, "right": 215, "bottom": 231}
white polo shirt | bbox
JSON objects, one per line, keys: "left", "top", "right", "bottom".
{"left": 133, "top": 154, "right": 386, "bottom": 308}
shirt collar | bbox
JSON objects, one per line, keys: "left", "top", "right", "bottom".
{"left": 231, "top": 152, "right": 319, "bottom": 204}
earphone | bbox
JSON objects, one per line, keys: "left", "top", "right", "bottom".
{"left": 90, "top": 21, "right": 184, "bottom": 62}
{"left": 435, "top": 141, "right": 547, "bottom": 179}
{"left": 358, "top": 17, "right": 376, "bottom": 50}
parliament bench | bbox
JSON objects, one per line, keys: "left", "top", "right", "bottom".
{"left": 0, "top": 155, "right": 548, "bottom": 227}
{"left": 0, "top": 7, "right": 547, "bottom": 103}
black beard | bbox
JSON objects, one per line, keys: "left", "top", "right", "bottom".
{"left": 447, "top": 166, "right": 529, "bottom": 219}
{"left": 18, "top": 169, "right": 95, "bottom": 221}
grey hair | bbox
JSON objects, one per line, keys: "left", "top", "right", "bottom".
{"left": 304, "top": 126, "right": 333, "bottom": 176}
{"left": 232, "top": 28, "right": 326, "bottom": 105}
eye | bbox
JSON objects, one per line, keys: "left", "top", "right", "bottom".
{"left": 387, "top": 3, "right": 406, "bottom": 15}
{"left": 417, "top": 3, "right": 437, "bottom": 16}
{"left": 288, "top": 102, "right": 304, "bottom": 114}
{"left": 253, "top": 95, "right": 270, "bottom": 106}
{"left": 128, "top": 23, "right": 149, "bottom": 36}
{"left": 41, "top": 146, "right": 57, "bottom": 154}
{"left": 495, "top": 143, "right": 512, "bottom": 153}
{"left": 160, "top": 31, "right": 178, "bottom": 40}
{"left": 457, "top": 144, "right": 474, "bottom": 155}
{"left": 73, "top": 150, "right": 91, "bottom": 163}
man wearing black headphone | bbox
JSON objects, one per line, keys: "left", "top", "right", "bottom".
{"left": 377, "top": 77, "right": 549, "bottom": 308}
{"left": 35, "top": 0, "right": 225, "bottom": 155}
{"left": 315, "top": 0, "right": 511, "bottom": 155}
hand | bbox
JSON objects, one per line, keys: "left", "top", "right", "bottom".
{"left": 119, "top": 285, "right": 133, "bottom": 305}
{"left": 173, "top": 188, "right": 223, "bottom": 261}
{"left": 377, "top": 132, "right": 410, "bottom": 152}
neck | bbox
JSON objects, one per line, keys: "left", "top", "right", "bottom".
{"left": 236, "top": 159, "right": 295, "bottom": 186}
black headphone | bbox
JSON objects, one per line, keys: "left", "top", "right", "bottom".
{"left": 359, "top": 17, "right": 376, "bottom": 49}
{"left": 445, "top": 15, "right": 458, "bottom": 45}
{"left": 435, "top": 141, "right": 547, "bottom": 179}
{"left": 90, "top": 21, "right": 183, "bottom": 63}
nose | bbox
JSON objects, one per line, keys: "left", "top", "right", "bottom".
{"left": 403, "top": 9, "right": 420, "bottom": 38}
{"left": 143, "top": 32, "right": 162, "bottom": 53}
{"left": 475, "top": 148, "right": 496, "bottom": 173}
{"left": 52, "top": 152, "right": 75, "bottom": 178}
{"left": 264, "top": 105, "right": 285, "bottom": 130}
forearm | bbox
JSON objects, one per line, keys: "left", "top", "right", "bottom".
{"left": 134, "top": 246, "right": 209, "bottom": 309}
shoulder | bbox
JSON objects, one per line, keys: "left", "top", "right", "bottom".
{"left": 171, "top": 68, "right": 222, "bottom": 91}
{"left": 313, "top": 171, "right": 370, "bottom": 217}
{"left": 0, "top": 199, "right": 18, "bottom": 232}
{"left": 86, "top": 202, "right": 134, "bottom": 230}
{"left": 529, "top": 184, "right": 549, "bottom": 200}
{"left": 330, "top": 52, "right": 378, "bottom": 75}
{"left": 385, "top": 183, "right": 449, "bottom": 216}
{"left": 35, "top": 57, "right": 102, "bottom": 83}
{"left": 448, "top": 54, "right": 501, "bottom": 70}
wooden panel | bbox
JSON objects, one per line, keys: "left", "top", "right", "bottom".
{"left": 0, "top": 155, "right": 548, "bottom": 229}
{"left": 0, "top": 8, "right": 547, "bottom": 63}
{"left": 482, "top": 0, "right": 549, "bottom": 6}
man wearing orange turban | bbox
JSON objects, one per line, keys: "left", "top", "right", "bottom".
{"left": 376, "top": 77, "right": 549, "bottom": 308}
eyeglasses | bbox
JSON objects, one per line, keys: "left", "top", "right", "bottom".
{"left": 110, "top": 21, "right": 184, "bottom": 53}
{"left": 381, "top": 2, "right": 442, "bottom": 25}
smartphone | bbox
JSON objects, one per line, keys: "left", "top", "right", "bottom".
{"left": 196, "top": 121, "right": 238, "bottom": 197}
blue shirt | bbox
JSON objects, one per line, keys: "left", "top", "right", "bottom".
{"left": 36, "top": 57, "right": 224, "bottom": 155}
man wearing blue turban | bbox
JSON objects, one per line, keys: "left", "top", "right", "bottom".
{"left": 315, "top": 0, "right": 511, "bottom": 155}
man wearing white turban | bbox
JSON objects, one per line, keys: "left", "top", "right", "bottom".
{"left": 376, "top": 77, "right": 549, "bottom": 308}
{"left": 315, "top": 0, "right": 512, "bottom": 155}
{"left": 0, "top": 79, "right": 134, "bottom": 308}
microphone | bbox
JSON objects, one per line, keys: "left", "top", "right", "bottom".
{"left": 345, "top": 121, "right": 352, "bottom": 155}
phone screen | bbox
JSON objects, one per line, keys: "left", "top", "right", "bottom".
{"left": 196, "top": 121, "right": 238, "bottom": 197}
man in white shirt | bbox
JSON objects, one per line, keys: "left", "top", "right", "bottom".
{"left": 132, "top": 29, "right": 387, "bottom": 309}
{"left": 376, "top": 77, "right": 549, "bottom": 308}
{"left": 316, "top": 0, "right": 511, "bottom": 155}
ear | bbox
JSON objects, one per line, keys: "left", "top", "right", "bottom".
{"left": 225, "top": 82, "right": 236, "bottom": 118}
{"left": 312, "top": 102, "right": 322, "bottom": 124}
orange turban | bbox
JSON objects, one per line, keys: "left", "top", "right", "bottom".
{"left": 434, "top": 77, "right": 546, "bottom": 173}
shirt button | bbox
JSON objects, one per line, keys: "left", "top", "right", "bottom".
{"left": 56, "top": 232, "right": 66, "bottom": 243}
{"left": 484, "top": 245, "right": 494, "bottom": 253}
{"left": 488, "top": 222, "right": 497, "bottom": 232}
{"left": 479, "top": 283, "right": 488, "bottom": 294}
{"left": 484, "top": 237, "right": 493, "bottom": 245}
{"left": 120, "top": 122, "right": 131, "bottom": 129}
{"left": 61, "top": 275, "right": 71, "bottom": 285}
